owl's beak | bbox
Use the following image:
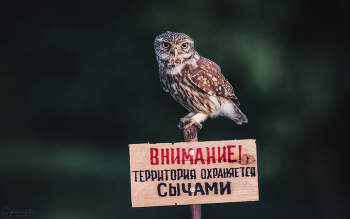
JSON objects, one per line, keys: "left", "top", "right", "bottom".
{"left": 170, "top": 48, "right": 178, "bottom": 57}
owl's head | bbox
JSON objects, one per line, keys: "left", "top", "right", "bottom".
{"left": 154, "top": 31, "right": 197, "bottom": 68}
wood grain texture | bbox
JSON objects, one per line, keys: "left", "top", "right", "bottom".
{"left": 189, "top": 204, "right": 201, "bottom": 219}
{"left": 184, "top": 125, "right": 200, "bottom": 219}
{"left": 129, "top": 139, "right": 258, "bottom": 207}
{"left": 183, "top": 125, "right": 198, "bottom": 142}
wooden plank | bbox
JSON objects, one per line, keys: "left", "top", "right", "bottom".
{"left": 183, "top": 125, "right": 201, "bottom": 219}
{"left": 129, "top": 140, "right": 258, "bottom": 207}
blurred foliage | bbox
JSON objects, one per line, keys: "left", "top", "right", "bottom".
{"left": 1, "top": 0, "right": 349, "bottom": 218}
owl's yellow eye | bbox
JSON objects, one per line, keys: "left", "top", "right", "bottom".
{"left": 181, "top": 43, "right": 188, "bottom": 49}
{"left": 162, "top": 42, "right": 170, "bottom": 48}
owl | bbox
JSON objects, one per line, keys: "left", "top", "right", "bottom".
{"left": 154, "top": 31, "right": 248, "bottom": 130}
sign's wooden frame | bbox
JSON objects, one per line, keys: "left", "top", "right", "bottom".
{"left": 129, "top": 139, "right": 258, "bottom": 208}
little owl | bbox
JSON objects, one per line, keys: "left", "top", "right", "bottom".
{"left": 154, "top": 31, "right": 248, "bottom": 130}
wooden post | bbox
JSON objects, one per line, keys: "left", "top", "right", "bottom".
{"left": 183, "top": 125, "right": 201, "bottom": 219}
{"left": 189, "top": 204, "right": 201, "bottom": 219}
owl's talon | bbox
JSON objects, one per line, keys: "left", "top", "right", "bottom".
{"left": 178, "top": 118, "right": 184, "bottom": 130}
{"left": 178, "top": 122, "right": 185, "bottom": 130}
{"left": 178, "top": 115, "right": 203, "bottom": 131}
{"left": 182, "top": 121, "right": 202, "bottom": 131}
{"left": 178, "top": 117, "right": 190, "bottom": 130}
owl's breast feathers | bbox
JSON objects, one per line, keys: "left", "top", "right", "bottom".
{"left": 159, "top": 56, "right": 240, "bottom": 114}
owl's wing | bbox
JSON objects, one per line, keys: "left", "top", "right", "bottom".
{"left": 188, "top": 57, "right": 240, "bottom": 106}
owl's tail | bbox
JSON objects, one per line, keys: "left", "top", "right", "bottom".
{"left": 215, "top": 99, "right": 248, "bottom": 124}
{"left": 232, "top": 104, "right": 248, "bottom": 125}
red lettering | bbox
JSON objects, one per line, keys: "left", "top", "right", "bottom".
{"left": 227, "top": 145, "right": 236, "bottom": 163}
{"left": 206, "top": 147, "right": 216, "bottom": 164}
{"left": 150, "top": 148, "right": 159, "bottom": 165}
{"left": 171, "top": 148, "right": 180, "bottom": 164}
{"left": 161, "top": 148, "right": 169, "bottom": 164}
{"left": 182, "top": 148, "right": 193, "bottom": 164}
{"left": 195, "top": 148, "right": 205, "bottom": 164}
{"left": 218, "top": 146, "right": 226, "bottom": 163}
{"left": 152, "top": 146, "right": 239, "bottom": 165}
{"left": 238, "top": 145, "right": 242, "bottom": 161}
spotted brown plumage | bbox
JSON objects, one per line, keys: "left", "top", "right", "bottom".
{"left": 154, "top": 31, "right": 248, "bottom": 130}
{"left": 188, "top": 57, "right": 240, "bottom": 106}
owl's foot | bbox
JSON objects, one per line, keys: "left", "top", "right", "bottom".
{"left": 178, "top": 117, "right": 202, "bottom": 131}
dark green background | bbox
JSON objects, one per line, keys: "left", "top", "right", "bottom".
{"left": 1, "top": 0, "right": 349, "bottom": 218}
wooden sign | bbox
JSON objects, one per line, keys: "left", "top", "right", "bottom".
{"left": 129, "top": 140, "right": 258, "bottom": 207}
